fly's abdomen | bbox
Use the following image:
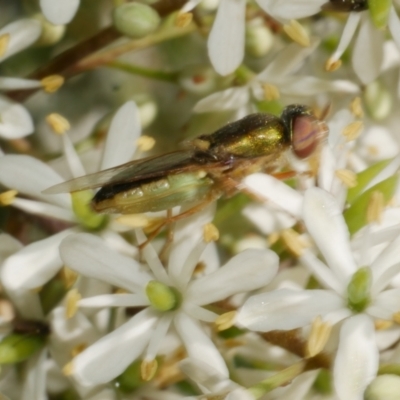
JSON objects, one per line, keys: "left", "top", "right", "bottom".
{"left": 92, "top": 172, "right": 214, "bottom": 214}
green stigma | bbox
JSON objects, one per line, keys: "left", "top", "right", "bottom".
{"left": 347, "top": 266, "right": 372, "bottom": 313}
{"left": 71, "top": 190, "right": 108, "bottom": 231}
{"left": 146, "top": 281, "right": 181, "bottom": 312}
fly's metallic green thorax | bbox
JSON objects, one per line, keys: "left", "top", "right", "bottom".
{"left": 322, "top": 0, "right": 367, "bottom": 12}
{"left": 198, "top": 113, "right": 289, "bottom": 160}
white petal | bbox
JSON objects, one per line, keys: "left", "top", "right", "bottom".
{"left": 352, "top": 15, "right": 384, "bottom": 84}
{"left": 208, "top": 0, "right": 246, "bottom": 76}
{"left": 193, "top": 87, "right": 249, "bottom": 112}
{"left": 40, "top": 0, "right": 80, "bottom": 25}
{"left": 60, "top": 233, "right": 152, "bottom": 292}
{"left": 144, "top": 314, "right": 173, "bottom": 360}
{"left": 389, "top": 6, "right": 400, "bottom": 52}
{"left": 0, "top": 233, "right": 22, "bottom": 264}
{"left": 369, "top": 289, "right": 400, "bottom": 320}
{"left": 237, "top": 289, "right": 343, "bottom": 331}
{"left": 187, "top": 249, "right": 278, "bottom": 305}
{"left": 174, "top": 312, "right": 228, "bottom": 377}
{"left": 256, "top": 0, "right": 325, "bottom": 20}
{"left": 100, "top": 101, "right": 141, "bottom": 170}
{"left": 21, "top": 350, "right": 47, "bottom": 400}
{"left": 330, "top": 12, "right": 361, "bottom": 62}
{"left": 12, "top": 197, "right": 75, "bottom": 222}
{"left": 0, "top": 97, "right": 33, "bottom": 139}
{"left": 257, "top": 39, "right": 319, "bottom": 81}
{"left": 371, "top": 236, "right": 400, "bottom": 292}
{"left": 61, "top": 134, "right": 85, "bottom": 178}
{"left": 334, "top": 315, "right": 378, "bottom": 400}
{"left": 168, "top": 203, "right": 215, "bottom": 286}
{"left": 0, "top": 19, "right": 41, "bottom": 62}
{"left": 0, "top": 154, "right": 71, "bottom": 209}
{"left": 0, "top": 78, "right": 41, "bottom": 90}
{"left": 180, "top": 0, "right": 202, "bottom": 13}
{"left": 73, "top": 309, "right": 157, "bottom": 385}
{"left": 244, "top": 173, "right": 303, "bottom": 217}
{"left": 303, "top": 187, "right": 357, "bottom": 281}
{"left": 79, "top": 293, "right": 148, "bottom": 308}
{"left": 2, "top": 229, "right": 72, "bottom": 291}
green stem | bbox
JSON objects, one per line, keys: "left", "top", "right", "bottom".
{"left": 106, "top": 60, "right": 178, "bottom": 82}
{"left": 249, "top": 361, "right": 306, "bottom": 399}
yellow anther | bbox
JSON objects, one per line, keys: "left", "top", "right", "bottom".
{"left": 335, "top": 169, "right": 358, "bottom": 188}
{"left": 0, "top": 34, "right": 10, "bottom": 57}
{"left": 141, "top": 358, "right": 158, "bottom": 381}
{"left": 175, "top": 12, "right": 193, "bottom": 28}
{"left": 224, "top": 338, "right": 245, "bottom": 348}
{"left": 60, "top": 267, "right": 78, "bottom": 289}
{"left": 342, "top": 121, "right": 363, "bottom": 142}
{"left": 215, "top": 311, "right": 237, "bottom": 331}
{"left": 0, "top": 190, "right": 18, "bottom": 206}
{"left": 306, "top": 316, "right": 332, "bottom": 358}
{"left": 325, "top": 57, "right": 342, "bottom": 72}
{"left": 366, "top": 191, "right": 384, "bottom": 224}
{"left": 393, "top": 312, "right": 400, "bottom": 325}
{"left": 262, "top": 83, "right": 280, "bottom": 101}
{"left": 367, "top": 146, "right": 379, "bottom": 157}
{"left": 71, "top": 343, "right": 87, "bottom": 358}
{"left": 375, "top": 319, "right": 393, "bottom": 330}
{"left": 283, "top": 20, "right": 310, "bottom": 47}
{"left": 136, "top": 135, "right": 155, "bottom": 152}
{"left": 350, "top": 97, "right": 364, "bottom": 118}
{"left": 203, "top": 223, "right": 219, "bottom": 243}
{"left": 65, "top": 288, "right": 81, "bottom": 319}
{"left": 46, "top": 113, "right": 70, "bottom": 135}
{"left": 41, "top": 75, "right": 64, "bottom": 93}
{"left": 267, "top": 232, "right": 280, "bottom": 246}
{"left": 115, "top": 214, "right": 150, "bottom": 228}
{"left": 62, "top": 361, "right": 74, "bottom": 376}
{"left": 281, "top": 229, "right": 305, "bottom": 257}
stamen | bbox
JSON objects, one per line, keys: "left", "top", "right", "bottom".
{"left": 335, "top": 169, "right": 358, "bottom": 188}
{"left": 46, "top": 113, "right": 70, "bottom": 135}
{"left": 283, "top": 20, "right": 310, "bottom": 47}
{"left": 366, "top": 191, "right": 384, "bottom": 224}
{"left": 224, "top": 338, "right": 245, "bottom": 348}
{"left": 392, "top": 312, "right": 400, "bottom": 324}
{"left": 203, "top": 223, "right": 219, "bottom": 243}
{"left": 375, "top": 319, "right": 393, "bottom": 330}
{"left": 136, "top": 135, "right": 155, "bottom": 152}
{"left": 175, "top": 12, "right": 193, "bottom": 28}
{"left": 350, "top": 97, "right": 364, "bottom": 118}
{"left": 141, "top": 358, "right": 158, "bottom": 381}
{"left": 62, "top": 361, "right": 74, "bottom": 376}
{"left": 65, "top": 288, "right": 81, "bottom": 319}
{"left": 60, "top": 267, "right": 78, "bottom": 288}
{"left": 0, "top": 190, "right": 18, "bottom": 206}
{"left": 325, "top": 58, "right": 342, "bottom": 72}
{"left": 215, "top": 311, "right": 237, "bottom": 331}
{"left": 267, "top": 232, "right": 280, "bottom": 246}
{"left": 281, "top": 229, "right": 305, "bottom": 257}
{"left": 306, "top": 316, "right": 332, "bottom": 358}
{"left": 71, "top": 343, "right": 87, "bottom": 357}
{"left": 41, "top": 75, "right": 64, "bottom": 93}
{"left": 0, "top": 34, "right": 10, "bottom": 57}
{"left": 342, "top": 121, "right": 363, "bottom": 141}
{"left": 262, "top": 83, "right": 280, "bottom": 101}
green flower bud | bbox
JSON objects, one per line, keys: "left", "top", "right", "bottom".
{"left": 113, "top": 3, "right": 161, "bottom": 39}
{"left": 0, "top": 334, "right": 46, "bottom": 364}
{"left": 347, "top": 267, "right": 371, "bottom": 312}
{"left": 365, "top": 375, "right": 400, "bottom": 400}
{"left": 146, "top": 281, "right": 181, "bottom": 311}
{"left": 245, "top": 18, "right": 273, "bottom": 58}
{"left": 33, "top": 13, "right": 65, "bottom": 46}
{"left": 364, "top": 80, "right": 392, "bottom": 121}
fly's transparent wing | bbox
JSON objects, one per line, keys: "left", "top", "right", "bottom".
{"left": 44, "top": 151, "right": 211, "bottom": 194}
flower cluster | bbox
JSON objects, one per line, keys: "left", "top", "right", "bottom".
{"left": 1, "top": 1, "right": 400, "bottom": 400}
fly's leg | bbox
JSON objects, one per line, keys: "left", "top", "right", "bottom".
{"left": 138, "top": 194, "right": 218, "bottom": 251}
{"left": 158, "top": 209, "right": 175, "bottom": 264}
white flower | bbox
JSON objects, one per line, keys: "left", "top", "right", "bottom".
{"left": 0, "top": 19, "right": 42, "bottom": 139}
{"left": 40, "top": 0, "right": 80, "bottom": 25}
{"left": 183, "top": 0, "right": 325, "bottom": 75}
{"left": 237, "top": 187, "right": 400, "bottom": 399}
{"left": 59, "top": 205, "right": 279, "bottom": 386}
{"left": 194, "top": 40, "right": 359, "bottom": 116}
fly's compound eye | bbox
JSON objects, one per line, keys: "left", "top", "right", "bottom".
{"left": 292, "top": 115, "right": 328, "bottom": 159}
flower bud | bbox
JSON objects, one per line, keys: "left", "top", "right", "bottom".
{"left": 245, "top": 18, "right": 273, "bottom": 58}
{"left": 365, "top": 375, "right": 400, "bottom": 400}
{"left": 364, "top": 80, "right": 392, "bottom": 121}
{"left": 113, "top": 3, "right": 161, "bottom": 39}
{"left": 33, "top": 13, "right": 65, "bottom": 46}
{"left": 0, "top": 334, "right": 46, "bottom": 364}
